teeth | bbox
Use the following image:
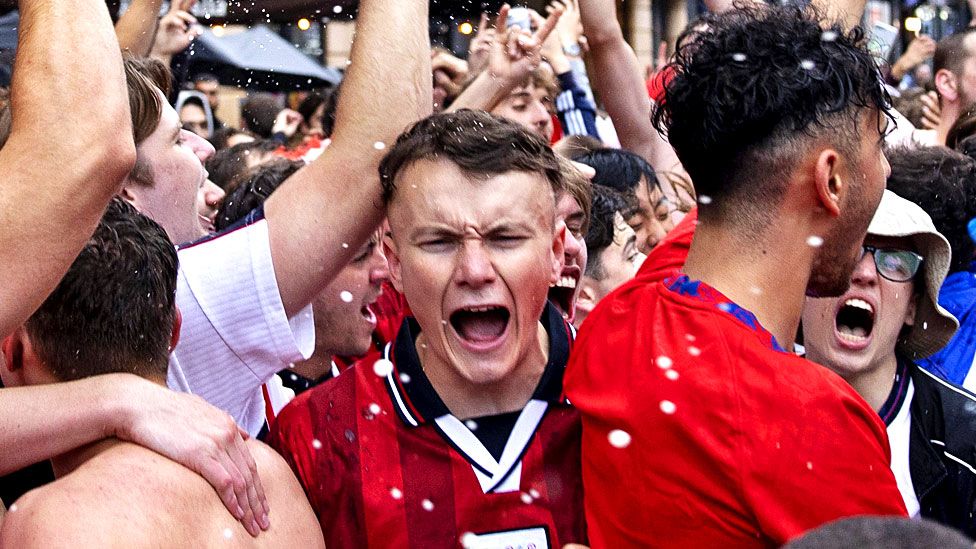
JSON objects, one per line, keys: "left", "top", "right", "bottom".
{"left": 463, "top": 306, "right": 496, "bottom": 313}
{"left": 844, "top": 298, "right": 873, "bottom": 314}
{"left": 837, "top": 325, "right": 868, "bottom": 341}
{"left": 555, "top": 276, "right": 577, "bottom": 289}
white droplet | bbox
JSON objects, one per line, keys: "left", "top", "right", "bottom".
{"left": 8, "top": 504, "right": 17, "bottom": 513}
{"left": 332, "top": 5, "right": 342, "bottom": 13}
{"left": 806, "top": 461, "right": 814, "bottom": 470}
{"left": 688, "top": 346, "right": 701, "bottom": 357}
{"left": 656, "top": 356, "right": 673, "bottom": 369}
{"left": 608, "top": 429, "right": 632, "bottom": 448}
{"left": 749, "top": 286, "right": 763, "bottom": 296}
{"left": 923, "top": 321, "right": 928, "bottom": 330}
{"left": 660, "top": 400, "right": 677, "bottom": 414}
{"left": 390, "top": 487, "right": 403, "bottom": 500}
{"left": 399, "top": 372, "right": 412, "bottom": 384}
{"left": 422, "top": 499, "right": 435, "bottom": 511}
{"left": 665, "top": 369, "right": 680, "bottom": 381}
{"left": 441, "top": 319, "right": 448, "bottom": 326}
{"left": 821, "top": 30, "right": 838, "bottom": 42}
{"left": 311, "top": 438, "right": 323, "bottom": 450}
{"left": 369, "top": 359, "right": 395, "bottom": 379}
{"left": 685, "top": 333, "right": 696, "bottom": 342}
{"left": 806, "top": 235, "right": 824, "bottom": 247}
{"left": 368, "top": 402, "right": 381, "bottom": 415}
{"left": 529, "top": 488, "right": 541, "bottom": 499}
{"left": 223, "top": 528, "right": 233, "bottom": 539}
{"left": 460, "top": 532, "right": 479, "bottom": 548}
{"left": 342, "top": 242, "right": 349, "bottom": 249}
{"left": 698, "top": 195, "right": 713, "bottom": 205}
{"left": 340, "top": 291, "right": 354, "bottom": 302}
{"left": 465, "top": 419, "right": 478, "bottom": 431}
{"left": 731, "top": 52, "right": 747, "bottom": 62}
{"left": 520, "top": 492, "right": 533, "bottom": 504}
{"left": 800, "top": 59, "right": 815, "bottom": 70}
{"left": 373, "top": 141, "right": 386, "bottom": 150}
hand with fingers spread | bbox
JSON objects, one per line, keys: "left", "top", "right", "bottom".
{"left": 151, "top": 0, "right": 201, "bottom": 63}
{"left": 549, "top": 0, "right": 585, "bottom": 55}
{"left": 117, "top": 381, "right": 270, "bottom": 537}
{"left": 488, "top": 4, "right": 563, "bottom": 84}
{"left": 467, "top": 12, "right": 496, "bottom": 76}
{"left": 532, "top": 8, "right": 572, "bottom": 74}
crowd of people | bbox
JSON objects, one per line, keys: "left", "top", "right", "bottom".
{"left": 1, "top": 0, "right": 976, "bottom": 546}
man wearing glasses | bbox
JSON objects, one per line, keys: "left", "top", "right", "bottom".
{"left": 802, "top": 190, "right": 976, "bottom": 537}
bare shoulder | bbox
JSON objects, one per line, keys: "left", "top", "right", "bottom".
{"left": 245, "top": 439, "right": 326, "bottom": 548}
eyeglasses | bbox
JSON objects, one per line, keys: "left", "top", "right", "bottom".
{"left": 860, "top": 245, "right": 923, "bottom": 282}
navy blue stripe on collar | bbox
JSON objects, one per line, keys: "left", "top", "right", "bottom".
{"left": 386, "top": 302, "right": 571, "bottom": 427}
{"left": 879, "top": 354, "right": 912, "bottom": 426}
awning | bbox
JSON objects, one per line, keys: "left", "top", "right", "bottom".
{"left": 185, "top": 24, "right": 342, "bottom": 90}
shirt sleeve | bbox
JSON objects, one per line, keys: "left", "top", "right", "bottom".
{"left": 555, "top": 70, "right": 600, "bottom": 139}
{"left": 168, "top": 219, "right": 314, "bottom": 432}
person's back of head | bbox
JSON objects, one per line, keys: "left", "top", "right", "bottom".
{"left": 205, "top": 139, "right": 281, "bottom": 193}
{"left": 216, "top": 159, "right": 304, "bottom": 230}
{"left": 886, "top": 145, "right": 976, "bottom": 274}
{"left": 240, "top": 93, "right": 281, "bottom": 138}
{"left": 784, "top": 516, "right": 973, "bottom": 548}
{"left": 574, "top": 148, "right": 656, "bottom": 194}
{"left": 934, "top": 27, "right": 976, "bottom": 81}
{"left": 653, "top": 3, "right": 888, "bottom": 231}
{"left": 15, "top": 198, "right": 177, "bottom": 384}
{"left": 553, "top": 134, "right": 604, "bottom": 159}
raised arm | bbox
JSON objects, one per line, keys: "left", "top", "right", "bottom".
{"left": 114, "top": 0, "right": 166, "bottom": 56}
{"left": 0, "top": 0, "right": 135, "bottom": 338}
{"left": 265, "top": 0, "right": 432, "bottom": 316}
{"left": 578, "top": 0, "right": 684, "bottom": 175}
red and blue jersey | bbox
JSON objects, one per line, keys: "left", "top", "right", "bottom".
{"left": 269, "top": 303, "right": 586, "bottom": 548}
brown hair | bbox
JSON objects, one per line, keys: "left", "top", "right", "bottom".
{"left": 557, "top": 156, "right": 592, "bottom": 234}
{"left": 124, "top": 56, "right": 173, "bottom": 186}
{"left": 379, "top": 110, "right": 564, "bottom": 205}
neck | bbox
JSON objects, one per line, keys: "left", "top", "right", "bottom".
{"left": 293, "top": 351, "right": 334, "bottom": 381}
{"left": 51, "top": 438, "right": 121, "bottom": 478}
{"left": 844, "top": 352, "right": 900, "bottom": 412}
{"left": 683, "top": 218, "right": 815, "bottom": 349}
{"left": 417, "top": 323, "right": 550, "bottom": 420}
{"left": 936, "top": 102, "right": 960, "bottom": 146}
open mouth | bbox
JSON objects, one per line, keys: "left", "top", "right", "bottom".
{"left": 835, "top": 298, "right": 874, "bottom": 345}
{"left": 449, "top": 305, "right": 511, "bottom": 350}
{"left": 548, "top": 267, "right": 581, "bottom": 320}
{"left": 360, "top": 303, "right": 377, "bottom": 327}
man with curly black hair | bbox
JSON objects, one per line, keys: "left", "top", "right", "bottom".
{"left": 565, "top": 3, "right": 907, "bottom": 546}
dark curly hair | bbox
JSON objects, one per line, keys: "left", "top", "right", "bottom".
{"left": 215, "top": 159, "right": 305, "bottom": 231}
{"left": 886, "top": 145, "right": 976, "bottom": 274}
{"left": 653, "top": 3, "right": 889, "bottom": 227}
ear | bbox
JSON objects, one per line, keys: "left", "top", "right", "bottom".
{"left": 119, "top": 181, "right": 141, "bottom": 208}
{"left": 383, "top": 233, "right": 404, "bottom": 294}
{"left": 934, "top": 69, "right": 958, "bottom": 103}
{"left": 575, "top": 278, "right": 598, "bottom": 320}
{"left": 1, "top": 329, "right": 30, "bottom": 387}
{"left": 169, "top": 306, "right": 183, "bottom": 353}
{"left": 551, "top": 222, "right": 567, "bottom": 285}
{"left": 813, "top": 148, "right": 843, "bottom": 217}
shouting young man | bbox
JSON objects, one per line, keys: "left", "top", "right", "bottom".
{"left": 270, "top": 110, "right": 587, "bottom": 548}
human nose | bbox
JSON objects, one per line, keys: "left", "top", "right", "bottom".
{"left": 369, "top": 247, "right": 390, "bottom": 284}
{"left": 455, "top": 241, "right": 496, "bottom": 288}
{"left": 189, "top": 130, "right": 216, "bottom": 163}
{"left": 851, "top": 247, "right": 878, "bottom": 286}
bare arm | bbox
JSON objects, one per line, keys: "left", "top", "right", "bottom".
{"left": 0, "top": 0, "right": 136, "bottom": 339}
{"left": 579, "top": 0, "right": 684, "bottom": 175}
{"left": 114, "top": 0, "right": 164, "bottom": 56}
{"left": 812, "top": 0, "right": 867, "bottom": 29}
{"left": 0, "top": 374, "right": 267, "bottom": 534}
{"left": 265, "top": 0, "right": 432, "bottom": 317}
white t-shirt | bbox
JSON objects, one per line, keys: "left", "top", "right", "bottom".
{"left": 167, "top": 218, "right": 314, "bottom": 436}
{"left": 886, "top": 380, "right": 921, "bottom": 517}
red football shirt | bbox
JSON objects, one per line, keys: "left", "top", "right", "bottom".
{"left": 270, "top": 304, "right": 586, "bottom": 548}
{"left": 565, "top": 275, "right": 907, "bottom": 548}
